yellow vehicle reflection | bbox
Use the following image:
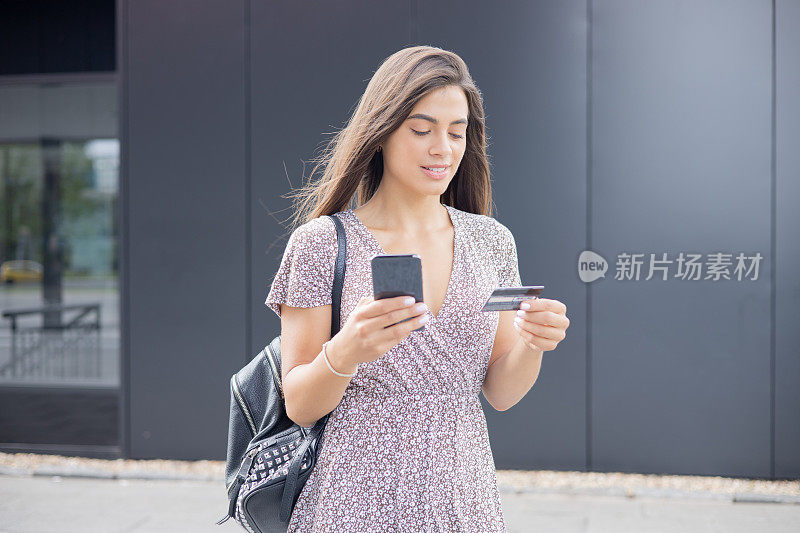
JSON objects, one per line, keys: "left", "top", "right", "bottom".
{"left": 0, "top": 260, "right": 43, "bottom": 284}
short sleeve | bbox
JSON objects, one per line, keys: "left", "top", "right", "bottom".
{"left": 264, "top": 216, "right": 337, "bottom": 318}
{"left": 495, "top": 220, "right": 522, "bottom": 288}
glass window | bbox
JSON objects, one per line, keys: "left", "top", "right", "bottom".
{"left": 0, "top": 81, "right": 119, "bottom": 454}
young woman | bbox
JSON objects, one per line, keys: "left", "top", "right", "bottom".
{"left": 265, "top": 45, "right": 570, "bottom": 532}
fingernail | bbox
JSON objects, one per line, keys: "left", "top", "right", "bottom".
{"left": 520, "top": 302, "right": 531, "bottom": 310}
{"left": 404, "top": 297, "right": 415, "bottom": 306}
{"left": 419, "top": 314, "right": 429, "bottom": 324}
{"left": 516, "top": 310, "right": 526, "bottom": 317}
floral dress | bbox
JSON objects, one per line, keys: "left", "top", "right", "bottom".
{"left": 265, "top": 203, "right": 521, "bottom": 532}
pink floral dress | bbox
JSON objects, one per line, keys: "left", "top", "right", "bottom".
{"left": 265, "top": 204, "right": 521, "bottom": 532}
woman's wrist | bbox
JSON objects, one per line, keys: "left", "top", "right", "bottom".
{"left": 324, "top": 336, "right": 359, "bottom": 376}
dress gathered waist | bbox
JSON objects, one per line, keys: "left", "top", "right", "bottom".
{"left": 342, "top": 387, "right": 481, "bottom": 402}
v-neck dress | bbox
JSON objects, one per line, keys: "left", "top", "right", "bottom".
{"left": 264, "top": 203, "right": 522, "bottom": 533}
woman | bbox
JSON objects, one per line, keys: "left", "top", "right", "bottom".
{"left": 265, "top": 45, "right": 570, "bottom": 532}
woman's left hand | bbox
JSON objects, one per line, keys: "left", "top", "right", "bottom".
{"left": 513, "top": 298, "right": 570, "bottom": 353}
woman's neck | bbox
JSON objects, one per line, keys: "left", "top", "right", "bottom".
{"left": 354, "top": 194, "right": 450, "bottom": 236}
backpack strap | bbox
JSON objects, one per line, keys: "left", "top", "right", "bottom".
{"left": 279, "top": 415, "right": 327, "bottom": 522}
{"left": 329, "top": 213, "right": 347, "bottom": 338}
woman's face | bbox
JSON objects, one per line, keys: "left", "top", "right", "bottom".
{"left": 380, "top": 85, "right": 469, "bottom": 197}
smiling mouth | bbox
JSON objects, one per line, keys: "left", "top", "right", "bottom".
{"left": 421, "top": 166, "right": 449, "bottom": 174}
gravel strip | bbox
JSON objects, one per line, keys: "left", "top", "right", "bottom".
{"left": 0, "top": 452, "right": 222, "bottom": 482}
{"left": 1, "top": 452, "right": 798, "bottom": 504}
{"left": 495, "top": 469, "right": 800, "bottom": 504}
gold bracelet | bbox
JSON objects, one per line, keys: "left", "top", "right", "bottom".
{"left": 321, "top": 340, "right": 357, "bottom": 378}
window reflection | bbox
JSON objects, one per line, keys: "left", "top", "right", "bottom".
{"left": 0, "top": 82, "right": 118, "bottom": 388}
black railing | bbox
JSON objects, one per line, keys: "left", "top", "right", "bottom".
{"left": 1, "top": 303, "right": 102, "bottom": 379}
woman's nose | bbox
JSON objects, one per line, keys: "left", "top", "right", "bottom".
{"left": 429, "top": 132, "right": 453, "bottom": 156}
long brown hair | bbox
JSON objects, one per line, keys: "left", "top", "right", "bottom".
{"left": 280, "top": 45, "right": 496, "bottom": 236}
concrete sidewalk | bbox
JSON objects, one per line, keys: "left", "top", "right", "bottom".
{"left": 1, "top": 474, "right": 799, "bottom": 532}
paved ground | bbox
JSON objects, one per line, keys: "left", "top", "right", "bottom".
{"left": 1, "top": 474, "right": 799, "bottom": 532}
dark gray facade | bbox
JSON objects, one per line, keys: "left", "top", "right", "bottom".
{"left": 776, "top": 0, "right": 800, "bottom": 479}
{"left": 120, "top": 0, "right": 799, "bottom": 479}
{"left": 591, "top": 0, "right": 772, "bottom": 478}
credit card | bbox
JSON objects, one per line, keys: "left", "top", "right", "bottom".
{"left": 480, "top": 286, "right": 544, "bottom": 312}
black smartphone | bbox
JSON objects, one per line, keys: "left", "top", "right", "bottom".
{"left": 370, "top": 254, "right": 426, "bottom": 332}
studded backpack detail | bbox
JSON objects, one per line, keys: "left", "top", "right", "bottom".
{"left": 216, "top": 213, "right": 347, "bottom": 531}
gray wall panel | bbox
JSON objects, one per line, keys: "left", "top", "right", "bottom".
{"left": 416, "top": 0, "right": 588, "bottom": 471}
{"left": 125, "top": 1, "right": 246, "bottom": 459}
{"left": 775, "top": 0, "right": 800, "bottom": 479}
{"left": 592, "top": 0, "right": 772, "bottom": 476}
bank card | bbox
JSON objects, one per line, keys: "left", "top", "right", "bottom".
{"left": 480, "top": 286, "right": 544, "bottom": 312}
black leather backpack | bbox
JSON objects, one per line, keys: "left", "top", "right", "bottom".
{"left": 216, "top": 213, "right": 347, "bottom": 531}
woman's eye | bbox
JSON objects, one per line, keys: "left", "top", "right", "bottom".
{"left": 411, "top": 128, "right": 464, "bottom": 139}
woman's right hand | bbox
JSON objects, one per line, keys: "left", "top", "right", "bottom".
{"left": 326, "top": 295, "right": 429, "bottom": 372}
